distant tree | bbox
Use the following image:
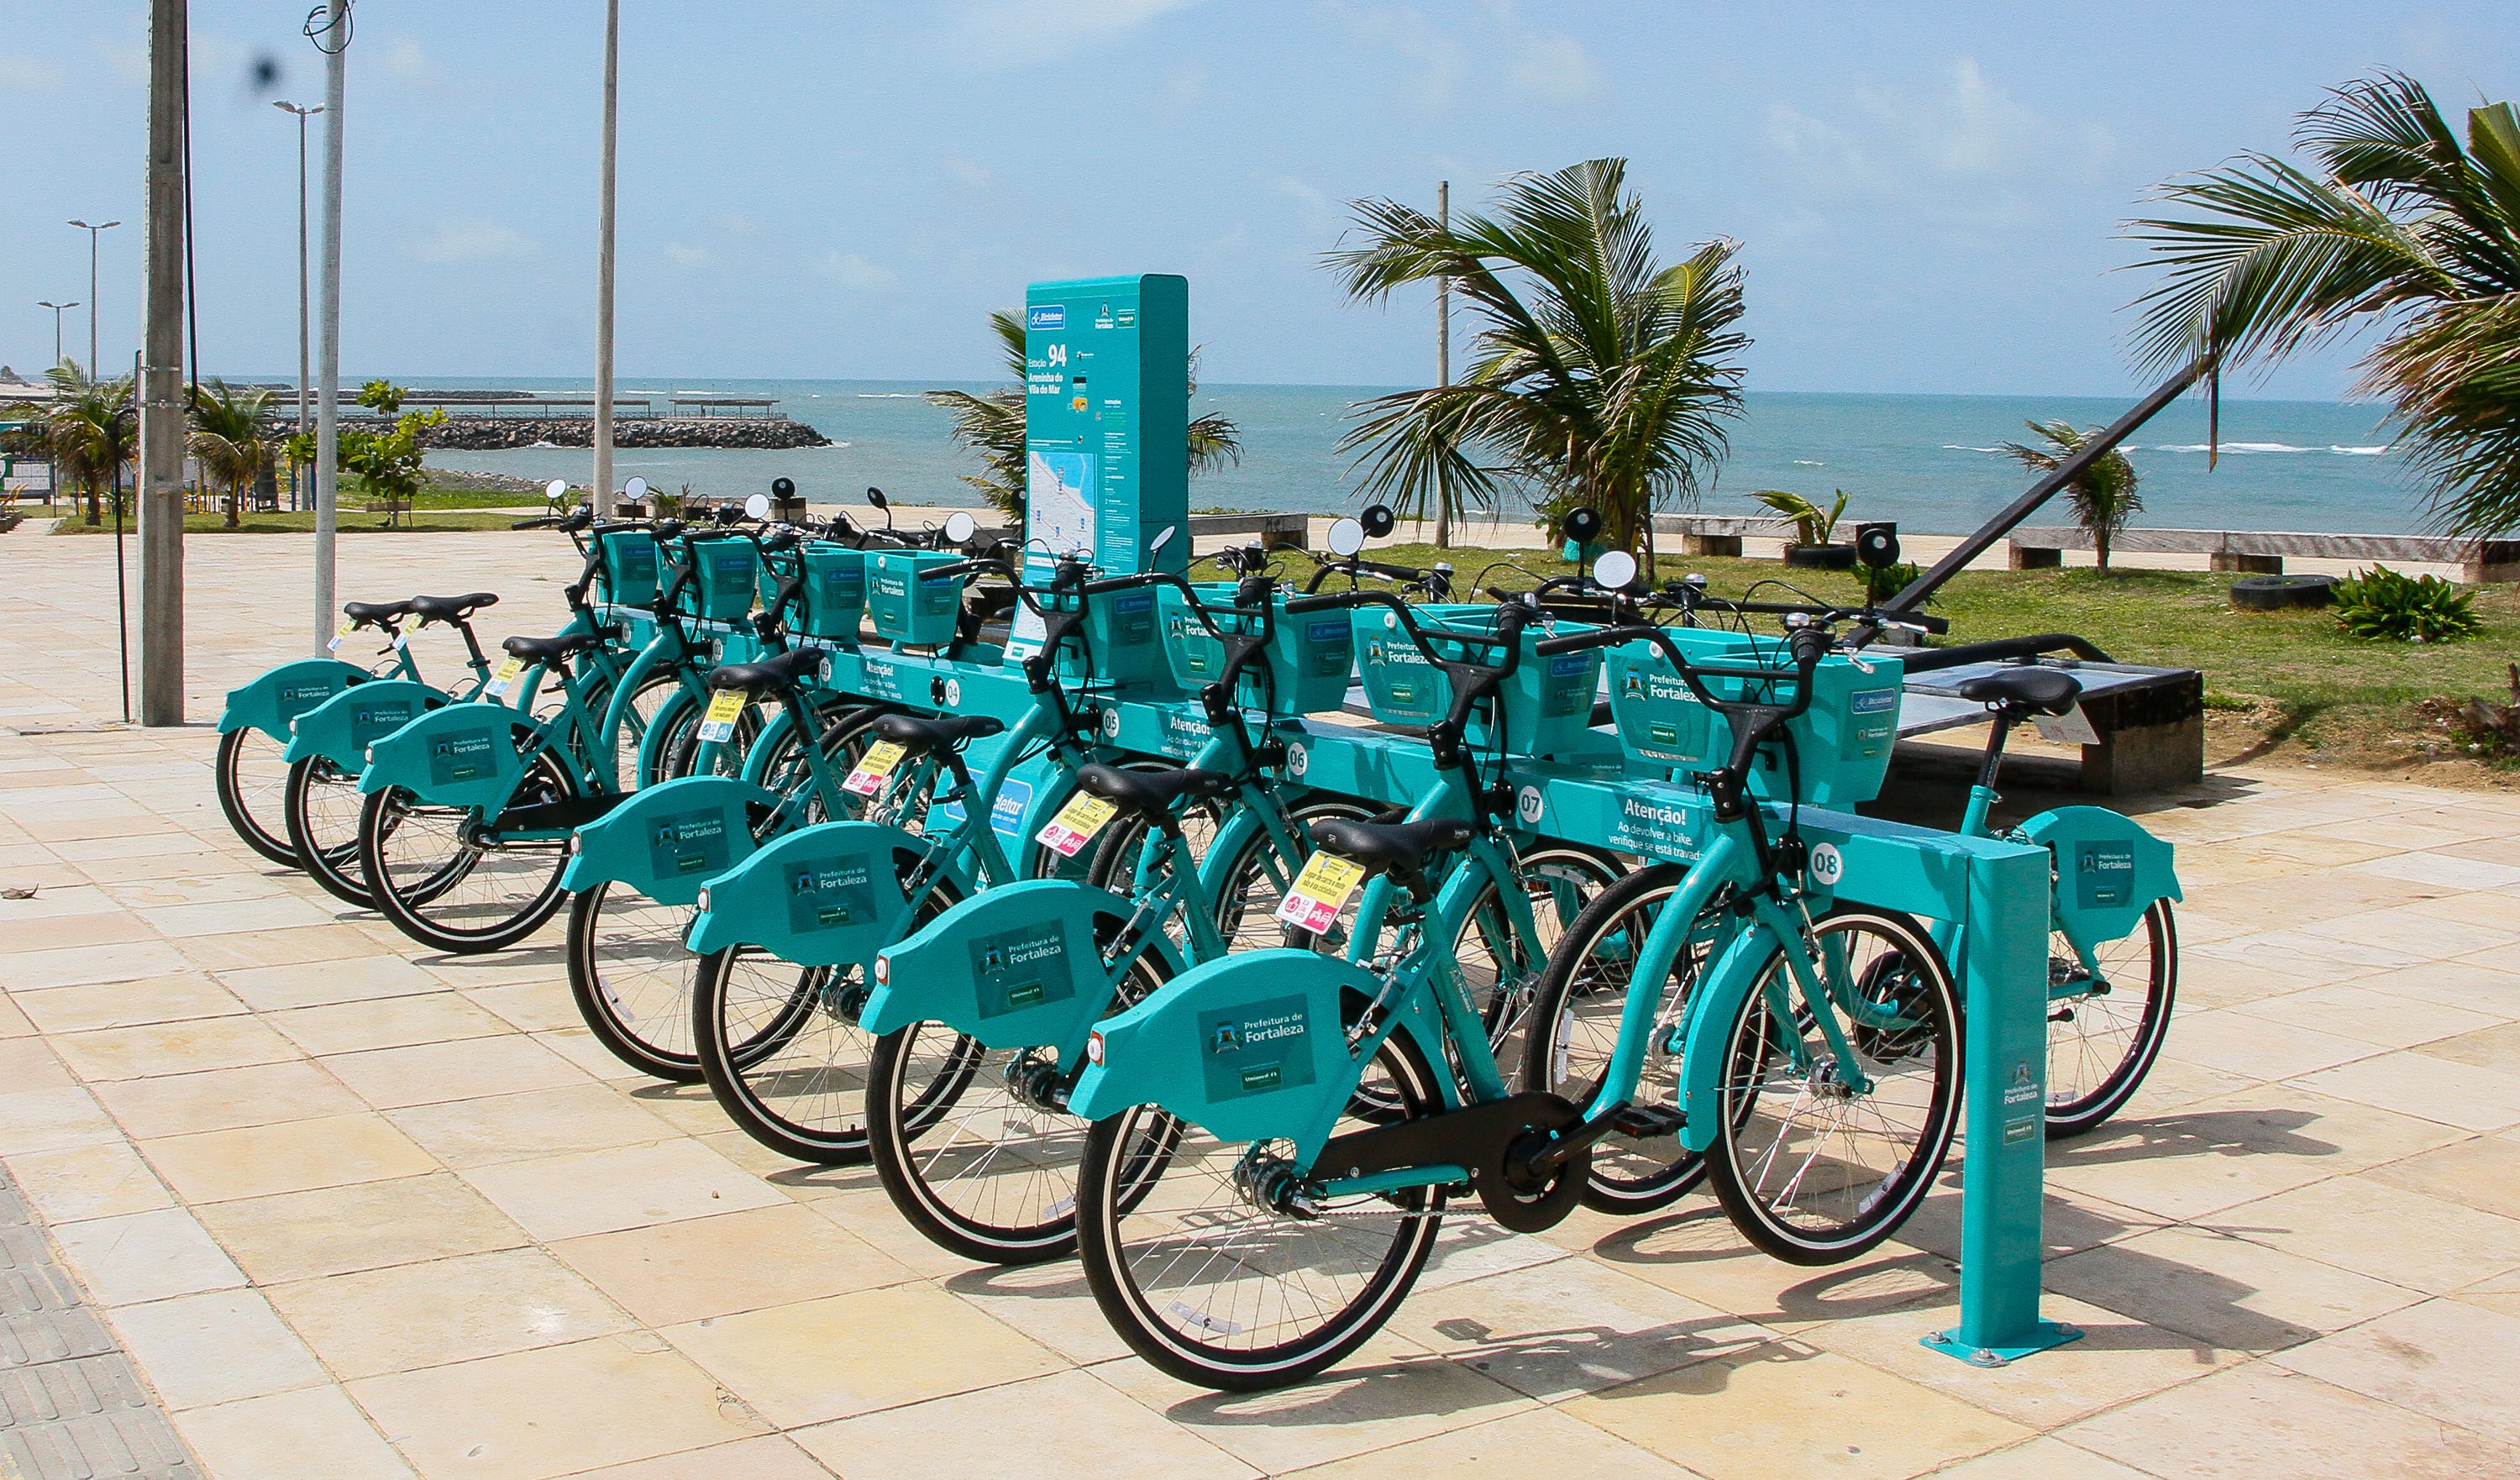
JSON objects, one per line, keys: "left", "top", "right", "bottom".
{"left": 2000, "top": 420, "right": 2143, "bottom": 572}
{"left": 44, "top": 364, "right": 134, "bottom": 526}
{"left": 927, "top": 311, "right": 1242, "bottom": 526}
{"left": 1326, "top": 158, "right": 1748, "bottom": 569}
{"left": 188, "top": 379, "right": 274, "bottom": 528}
{"left": 2129, "top": 71, "right": 2520, "bottom": 538}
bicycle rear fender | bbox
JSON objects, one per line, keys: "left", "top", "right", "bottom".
{"left": 356, "top": 702, "right": 527, "bottom": 811}
{"left": 2018, "top": 806, "right": 2180, "bottom": 946}
{"left": 561, "top": 774, "right": 780, "bottom": 908}
{"left": 684, "top": 819, "right": 933, "bottom": 967}
{"left": 1068, "top": 948, "right": 1441, "bottom": 1163}
{"left": 281, "top": 680, "right": 449, "bottom": 771}
{"left": 862, "top": 879, "right": 1152, "bottom": 1056}
{"left": 219, "top": 658, "right": 368, "bottom": 740}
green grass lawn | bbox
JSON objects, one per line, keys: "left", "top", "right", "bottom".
{"left": 1194, "top": 540, "right": 2520, "bottom": 778}
{"left": 48, "top": 506, "right": 529, "bottom": 534}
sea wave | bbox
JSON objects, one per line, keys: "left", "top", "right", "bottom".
{"left": 1941, "top": 444, "right": 2003, "bottom": 454}
{"left": 855, "top": 392, "right": 923, "bottom": 399}
{"left": 1793, "top": 459, "right": 1825, "bottom": 466}
{"left": 2150, "top": 441, "right": 2395, "bottom": 454}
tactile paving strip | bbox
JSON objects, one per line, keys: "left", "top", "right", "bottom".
{"left": 0, "top": 1172, "right": 200, "bottom": 1480}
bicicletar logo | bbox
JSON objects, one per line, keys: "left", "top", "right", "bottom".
{"left": 1199, "top": 995, "right": 1316, "bottom": 1100}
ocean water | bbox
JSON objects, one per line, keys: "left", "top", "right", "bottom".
{"left": 422, "top": 378, "right": 2431, "bottom": 536}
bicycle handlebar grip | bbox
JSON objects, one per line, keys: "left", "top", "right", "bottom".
{"left": 1788, "top": 624, "right": 1831, "bottom": 669}
{"left": 1282, "top": 593, "right": 1350, "bottom": 615}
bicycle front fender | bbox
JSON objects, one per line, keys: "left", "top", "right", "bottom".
{"left": 2019, "top": 806, "right": 2181, "bottom": 947}
{"left": 279, "top": 678, "right": 449, "bottom": 769}
{"left": 1069, "top": 948, "right": 1428, "bottom": 1163}
{"left": 220, "top": 658, "right": 370, "bottom": 741}
{"left": 562, "top": 774, "right": 780, "bottom": 907}
{"left": 1674, "top": 917, "right": 1788, "bottom": 1154}
{"left": 684, "top": 819, "right": 935, "bottom": 967}
{"left": 863, "top": 878, "right": 1143, "bottom": 1055}
{"left": 354, "top": 701, "right": 527, "bottom": 809}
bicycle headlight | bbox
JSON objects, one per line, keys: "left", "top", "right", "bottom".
{"left": 1085, "top": 1031, "right": 1105, "bottom": 1066}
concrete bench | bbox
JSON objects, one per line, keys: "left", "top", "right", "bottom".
{"left": 1893, "top": 659, "right": 2205, "bottom": 794}
{"left": 2010, "top": 527, "right": 2520, "bottom": 583}
{"left": 1651, "top": 513, "right": 1797, "bottom": 557}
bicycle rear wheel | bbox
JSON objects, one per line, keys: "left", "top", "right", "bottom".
{"left": 1077, "top": 1026, "right": 1446, "bottom": 1392}
{"left": 2045, "top": 899, "right": 2176, "bottom": 1138}
{"left": 285, "top": 756, "right": 376, "bottom": 908}
{"left": 692, "top": 870, "right": 963, "bottom": 1165}
{"left": 215, "top": 727, "right": 298, "bottom": 868}
{"left": 358, "top": 737, "right": 578, "bottom": 955}
{"left": 1704, "top": 906, "right": 1961, "bottom": 1265}
{"left": 866, "top": 952, "right": 1169, "bottom": 1264}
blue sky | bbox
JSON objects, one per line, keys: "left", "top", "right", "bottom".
{"left": 5, "top": 1, "right": 2515, "bottom": 396}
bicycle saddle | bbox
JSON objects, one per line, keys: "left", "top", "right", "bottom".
{"left": 339, "top": 600, "right": 412, "bottom": 625}
{"left": 1073, "top": 763, "right": 1231, "bottom": 817}
{"left": 1309, "top": 816, "right": 1476, "bottom": 879}
{"left": 871, "top": 713, "right": 1005, "bottom": 752}
{"left": 501, "top": 631, "right": 603, "bottom": 665}
{"left": 1956, "top": 666, "right": 2082, "bottom": 716}
{"left": 409, "top": 592, "right": 499, "bottom": 623}
{"left": 707, "top": 647, "right": 827, "bottom": 690}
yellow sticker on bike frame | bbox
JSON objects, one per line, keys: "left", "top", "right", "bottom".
{"left": 1035, "top": 792, "right": 1120, "bottom": 858}
{"left": 328, "top": 616, "right": 355, "bottom": 653}
{"left": 483, "top": 656, "right": 526, "bottom": 699}
{"left": 1275, "top": 851, "right": 1366, "bottom": 935}
{"left": 842, "top": 738, "right": 908, "bottom": 797}
{"left": 695, "top": 688, "right": 747, "bottom": 743}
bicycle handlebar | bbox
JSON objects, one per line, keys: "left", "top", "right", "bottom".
{"left": 1536, "top": 621, "right": 1830, "bottom": 722}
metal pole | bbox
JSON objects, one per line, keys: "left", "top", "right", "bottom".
{"left": 1434, "top": 179, "right": 1450, "bottom": 550}
{"left": 276, "top": 101, "right": 322, "bottom": 512}
{"left": 37, "top": 302, "right": 76, "bottom": 369}
{"left": 136, "top": 0, "right": 185, "bottom": 727}
{"left": 67, "top": 222, "right": 120, "bottom": 380}
{"left": 312, "top": 3, "right": 349, "bottom": 651}
{"left": 592, "top": 0, "right": 618, "bottom": 510}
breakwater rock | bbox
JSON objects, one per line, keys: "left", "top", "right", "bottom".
{"left": 423, "top": 418, "right": 832, "bottom": 451}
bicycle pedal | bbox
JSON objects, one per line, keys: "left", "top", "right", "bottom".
{"left": 1610, "top": 1104, "right": 1684, "bottom": 1139}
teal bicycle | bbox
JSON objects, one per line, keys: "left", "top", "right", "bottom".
{"left": 1064, "top": 600, "right": 1960, "bottom": 1388}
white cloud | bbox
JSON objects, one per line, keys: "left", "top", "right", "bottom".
{"left": 943, "top": 0, "right": 1205, "bottom": 70}
{"left": 1509, "top": 32, "right": 1603, "bottom": 105}
{"left": 382, "top": 36, "right": 438, "bottom": 87}
{"left": 942, "top": 155, "right": 995, "bottom": 190}
{"left": 1322, "top": 3, "right": 1466, "bottom": 113}
{"left": 720, "top": 213, "right": 760, "bottom": 237}
{"left": 1764, "top": 58, "right": 2113, "bottom": 201}
{"left": 664, "top": 243, "right": 711, "bottom": 268}
{"left": 821, "top": 252, "right": 898, "bottom": 291}
{"left": 1268, "top": 175, "right": 1340, "bottom": 237}
{"left": 407, "top": 222, "right": 535, "bottom": 263}
{"left": 0, "top": 52, "right": 62, "bottom": 91}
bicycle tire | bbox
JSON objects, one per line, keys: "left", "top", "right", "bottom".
{"left": 284, "top": 755, "right": 376, "bottom": 908}
{"left": 215, "top": 727, "right": 299, "bottom": 868}
{"left": 357, "top": 723, "right": 578, "bottom": 955}
{"left": 2045, "top": 898, "right": 2177, "bottom": 1138}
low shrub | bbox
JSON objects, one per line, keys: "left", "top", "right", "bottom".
{"left": 2332, "top": 565, "right": 2482, "bottom": 643}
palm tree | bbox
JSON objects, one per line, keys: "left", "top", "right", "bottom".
{"left": 45, "top": 363, "right": 134, "bottom": 527}
{"left": 2000, "top": 420, "right": 2143, "bottom": 572}
{"left": 2128, "top": 71, "right": 2520, "bottom": 538}
{"left": 189, "top": 379, "right": 275, "bottom": 529}
{"left": 1326, "top": 158, "right": 1749, "bottom": 565}
{"left": 926, "top": 312, "right": 1243, "bottom": 526}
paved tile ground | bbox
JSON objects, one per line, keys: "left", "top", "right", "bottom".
{"left": 3, "top": 528, "right": 2517, "bottom": 1479}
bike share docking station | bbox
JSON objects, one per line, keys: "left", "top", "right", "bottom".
{"left": 591, "top": 271, "right": 2080, "bottom": 1368}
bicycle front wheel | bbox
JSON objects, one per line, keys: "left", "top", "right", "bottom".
{"left": 2045, "top": 898, "right": 2177, "bottom": 1138}
{"left": 1076, "top": 1029, "right": 1446, "bottom": 1392}
{"left": 1705, "top": 906, "right": 1961, "bottom": 1266}
{"left": 215, "top": 727, "right": 298, "bottom": 868}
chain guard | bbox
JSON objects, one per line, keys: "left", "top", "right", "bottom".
{"left": 1314, "top": 1090, "right": 1587, "bottom": 1233}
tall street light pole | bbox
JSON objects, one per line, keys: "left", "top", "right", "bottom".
{"left": 276, "top": 101, "right": 323, "bottom": 512}
{"left": 66, "top": 220, "right": 120, "bottom": 381}
{"left": 308, "top": 1, "right": 350, "bottom": 651}
{"left": 135, "top": 0, "right": 184, "bottom": 727}
{"left": 593, "top": 0, "right": 619, "bottom": 511}
{"left": 37, "top": 302, "right": 78, "bottom": 370}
